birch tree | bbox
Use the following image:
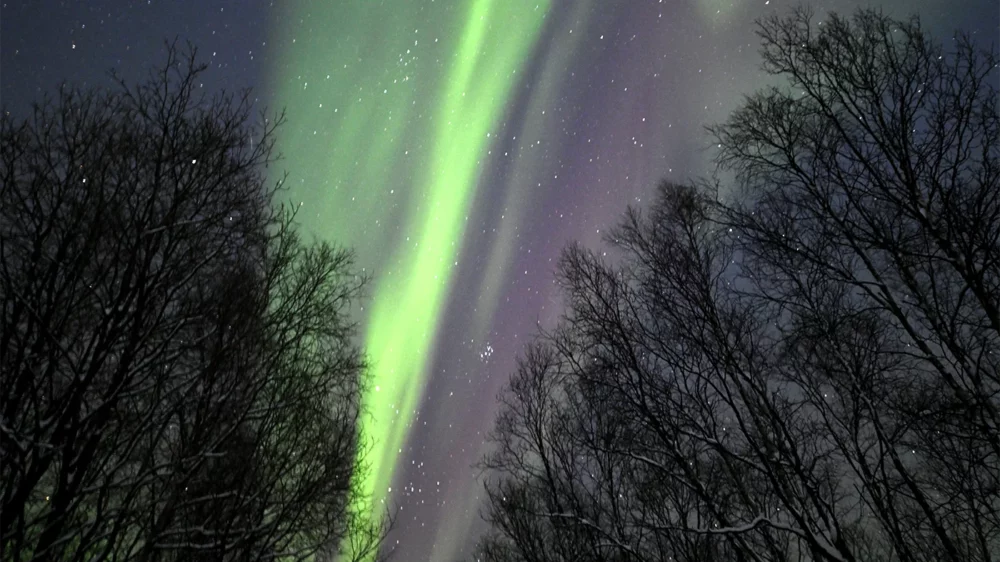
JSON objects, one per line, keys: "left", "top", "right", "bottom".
{"left": 477, "top": 8, "right": 998, "bottom": 562}
{"left": 1, "top": 43, "right": 386, "bottom": 562}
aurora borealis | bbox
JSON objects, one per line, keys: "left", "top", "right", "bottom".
{"left": 268, "top": 3, "right": 551, "bottom": 541}
{"left": 2, "top": 0, "right": 996, "bottom": 559}
{"left": 266, "top": 1, "right": 979, "bottom": 558}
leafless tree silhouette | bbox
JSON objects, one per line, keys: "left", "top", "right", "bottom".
{"left": 1, "top": 43, "right": 388, "bottom": 562}
{"left": 476, "top": 7, "right": 998, "bottom": 562}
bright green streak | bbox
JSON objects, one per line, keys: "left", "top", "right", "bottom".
{"left": 267, "top": 1, "right": 549, "bottom": 556}
{"left": 365, "top": 0, "right": 541, "bottom": 503}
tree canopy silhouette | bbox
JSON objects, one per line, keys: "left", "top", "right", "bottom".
{"left": 1, "top": 44, "right": 386, "bottom": 561}
{"left": 476, "top": 7, "right": 998, "bottom": 562}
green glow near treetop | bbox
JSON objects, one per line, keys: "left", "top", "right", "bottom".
{"left": 267, "top": 1, "right": 550, "bottom": 557}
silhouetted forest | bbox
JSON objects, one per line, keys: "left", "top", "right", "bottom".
{"left": 475, "top": 8, "right": 999, "bottom": 562}
{"left": 1, "top": 44, "right": 387, "bottom": 562}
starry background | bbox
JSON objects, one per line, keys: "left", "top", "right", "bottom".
{"left": 2, "top": 1, "right": 996, "bottom": 560}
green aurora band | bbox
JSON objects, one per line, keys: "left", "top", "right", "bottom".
{"left": 267, "top": 0, "right": 550, "bottom": 552}
{"left": 266, "top": 1, "right": 752, "bottom": 555}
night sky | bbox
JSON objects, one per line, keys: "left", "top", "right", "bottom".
{"left": 3, "top": 1, "right": 996, "bottom": 560}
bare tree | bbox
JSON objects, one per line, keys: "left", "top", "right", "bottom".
{"left": 476, "top": 7, "right": 998, "bottom": 562}
{"left": 1, "top": 43, "right": 387, "bottom": 561}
